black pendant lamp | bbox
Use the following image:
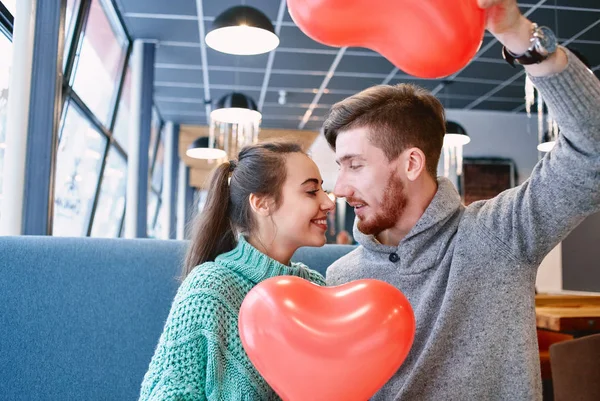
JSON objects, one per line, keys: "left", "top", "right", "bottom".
{"left": 444, "top": 121, "right": 470, "bottom": 146}
{"left": 442, "top": 121, "right": 470, "bottom": 177}
{"left": 205, "top": 6, "right": 279, "bottom": 55}
{"left": 186, "top": 136, "right": 227, "bottom": 160}
{"left": 210, "top": 92, "right": 262, "bottom": 124}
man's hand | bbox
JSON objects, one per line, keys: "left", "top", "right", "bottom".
{"left": 478, "top": 0, "right": 568, "bottom": 76}
{"left": 477, "top": 0, "right": 524, "bottom": 38}
{"left": 477, "top": 0, "right": 533, "bottom": 54}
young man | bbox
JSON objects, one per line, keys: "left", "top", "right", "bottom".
{"left": 324, "top": 0, "right": 600, "bottom": 399}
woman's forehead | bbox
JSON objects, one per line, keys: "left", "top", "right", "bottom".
{"left": 284, "top": 153, "right": 321, "bottom": 184}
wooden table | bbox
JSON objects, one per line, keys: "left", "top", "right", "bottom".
{"left": 535, "top": 294, "right": 600, "bottom": 332}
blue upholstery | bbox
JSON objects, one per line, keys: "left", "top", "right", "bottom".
{"left": 293, "top": 244, "right": 356, "bottom": 277}
{"left": 0, "top": 236, "right": 354, "bottom": 401}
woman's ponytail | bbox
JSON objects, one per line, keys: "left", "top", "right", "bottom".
{"left": 182, "top": 161, "right": 236, "bottom": 279}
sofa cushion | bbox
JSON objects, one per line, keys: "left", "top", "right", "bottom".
{"left": 292, "top": 244, "right": 356, "bottom": 277}
{"left": 0, "top": 236, "right": 186, "bottom": 401}
{"left": 0, "top": 236, "right": 354, "bottom": 400}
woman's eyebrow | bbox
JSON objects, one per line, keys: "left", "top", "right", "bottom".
{"left": 301, "top": 178, "right": 322, "bottom": 185}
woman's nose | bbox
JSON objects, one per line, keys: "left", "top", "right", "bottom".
{"left": 322, "top": 193, "right": 336, "bottom": 212}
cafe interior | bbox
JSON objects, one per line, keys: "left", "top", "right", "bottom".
{"left": 0, "top": 0, "right": 599, "bottom": 400}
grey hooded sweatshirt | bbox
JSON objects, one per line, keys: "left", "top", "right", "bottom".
{"left": 326, "top": 49, "right": 600, "bottom": 400}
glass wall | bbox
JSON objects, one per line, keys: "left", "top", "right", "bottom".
{"left": 1, "top": 0, "right": 167, "bottom": 238}
{"left": 147, "top": 113, "right": 166, "bottom": 238}
{"left": 0, "top": 1, "right": 14, "bottom": 224}
{"left": 54, "top": 101, "right": 107, "bottom": 236}
{"left": 54, "top": 0, "right": 134, "bottom": 237}
{"left": 90, "top": 147, "right": 127, "bottom": 237}
{"left": 1, "top": 0, "right": 14, "bottom": 17}
{"left": 112, "top": 65, "right": 131, "bottom": 152}
{"left": 69, "top": 0, "right": 128, "bottom": 126}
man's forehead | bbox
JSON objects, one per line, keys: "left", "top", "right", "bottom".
{"left": 337, "top": 126, "right": 370, "bottom": 140}
{"left": 336, "top": 128, "right": 368, "bottom": 148}
{"left": 336, "top": 128, "right": 373, "bottom": 156}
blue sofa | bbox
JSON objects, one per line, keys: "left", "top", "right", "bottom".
{"left": 0, "top": 236, "right": 354, "bottom": 401}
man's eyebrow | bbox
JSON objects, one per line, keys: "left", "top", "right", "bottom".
{"left": 336, "top": 154, "right": 364, "bottom": 165}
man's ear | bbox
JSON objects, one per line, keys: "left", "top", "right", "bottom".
{"left": 403, "top": 147, "right": 427, "bottom": 181}
{"left": 249, "top": 193, "right": 275, "bottom": 217}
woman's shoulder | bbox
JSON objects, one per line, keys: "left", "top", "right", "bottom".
{"left": 175, "top": 262, "right": 252, "bottom": 312}
{"left": 183, "top": 261, "right": 244, "bottom": 288}
{"left": 162, "top": 263, "right": 247, "bottom": 336}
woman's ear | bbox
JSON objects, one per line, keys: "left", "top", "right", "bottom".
{"left": 249, "top": 193, "right": 275, "bottom": 217}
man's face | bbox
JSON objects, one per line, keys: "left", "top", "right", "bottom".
{"left": 333, "top": 127, "right": 408, "bottom": 235}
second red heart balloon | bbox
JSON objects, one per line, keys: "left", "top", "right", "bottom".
{"left": 287, "top": 0, "right": 486, "bottom": 78}
{"left": 239, "top": 276, "right": 416, "bottom": 401}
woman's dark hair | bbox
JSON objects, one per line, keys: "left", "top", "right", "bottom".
{"left": 182, "top": 141, "right": 303, "bottom": 279}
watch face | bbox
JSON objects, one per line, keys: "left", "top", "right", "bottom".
{"left": 536, "top": 26, "right": 558, "bottom": 55}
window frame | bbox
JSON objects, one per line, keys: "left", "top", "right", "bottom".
{"left": 0, "top": 1, "right": 13, "bottom": 37}
{"left": 148, "top": 112, "right": 166, "bottom": 236}
{"left": 0, "top": 1, "right": 13, "bottom": 227}
{"left": 3, "top": 0, "right": 164, "bottom": 238}
{"left": 53, "top": 98, "right": 110, "bottom": 237}
{"left": 57, "top": 0, "right": 134, "bottom": 237}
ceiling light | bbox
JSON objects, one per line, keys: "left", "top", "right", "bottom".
{"left": 205, "top": 6, "right": 279, "bottom": 55}
{"left": 210, "top": 92, "right": 262, "bottom": 124}
{"left": 443, "top": 121, "right": 470, "bottom": 176}
{"left": 186, "top": 136, "right": 227, "bottom": 160}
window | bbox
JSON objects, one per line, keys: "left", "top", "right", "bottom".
{"left": 64, "top": 0, "right": 82, "bottom": 63}
{"left": 147, "top": 191, "right": 159, "bottom": 238}
{"left": 0, "top": 15, "right": 12, "bottom": 221}
{"left": 53, "top": 102, "right": 107, "bottom": 236}
{"left": 147, "top": 109, "right": 165, "bottom": 238}
{"left": 151, "top": 136, "right": 165, "bottom": 191}
{"left": 112, "top": 65, "right": 131, "bottom": 151}
{"left": 90, "top": 147, "right": 126, "bottom": 237}
{"left": 70, "top": 0, "right": 127, "bottom": 126}
{"left": 55, "top": 0, "right": 132, "bottom": 238}
{"left": 148, "top": 107, "right": 161, "bottom": 163}
{"left": 2, "top": 0, "right": 15, "bottom": 17}
{"left": 153, "top": 203, "right": 165, "bottom": 239}
{"left": 148, "top": 131, "right": 165, "bottom": 237}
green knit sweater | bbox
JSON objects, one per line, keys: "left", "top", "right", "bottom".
{"left": 139, "top": 237, "right": 326, "bottom": 401}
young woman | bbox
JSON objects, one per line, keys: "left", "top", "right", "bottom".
{"left": 139, "top": 142, "right": 335, "bottom": 401}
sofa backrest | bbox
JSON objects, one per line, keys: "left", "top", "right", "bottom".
{"left": 0, "top": 236, "right": 354, "bottom": 401}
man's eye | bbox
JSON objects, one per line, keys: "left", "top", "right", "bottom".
{"left": 350, "top": 165, "right": 362, "bottom": 170}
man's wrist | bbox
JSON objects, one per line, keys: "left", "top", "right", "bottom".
{"left": 495, "top": 15, "right": 534, "bottom": 55}
{"left": 495, "top": 16, "right": 568, "bottom": 77}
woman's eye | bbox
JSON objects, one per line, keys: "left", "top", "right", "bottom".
{"left": 307, "top": 190, "right": 319, "bottom": 196}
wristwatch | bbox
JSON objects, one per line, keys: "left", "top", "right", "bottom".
{"left": 502, "top": 23, "right": 558, "bottom": 67}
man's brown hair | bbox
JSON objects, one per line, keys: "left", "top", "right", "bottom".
{"left": 323, "top": 84, "right": 446, "bottom": 178}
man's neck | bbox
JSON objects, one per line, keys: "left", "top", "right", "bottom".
{"left": 376, "top": 178, "right": 438, "bottom": 247}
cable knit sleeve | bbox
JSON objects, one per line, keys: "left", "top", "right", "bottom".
{"left": 139, "top": 265, "right": 273, "bottom": 401}
{"left": 291, "top": 262, "right": 326, "bottom": 286}
{"left": 473, "top": 48, "right": 600, "bottom": 266}
{"left": 139, "top": 286, "right": 226, "bottom": 400}
{"left": 307, "top": 269, "right": 326, "bottom": 286}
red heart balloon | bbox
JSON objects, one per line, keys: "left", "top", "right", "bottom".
{"left": 287, "top": 0, "right": 486, "bottom": 78}
{"left": 239, "top": 276, "right": 416, "bottom": 401}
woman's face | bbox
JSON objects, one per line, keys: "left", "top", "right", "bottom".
{"left": 268, "top": 152, "right": 335, "bottom": 250}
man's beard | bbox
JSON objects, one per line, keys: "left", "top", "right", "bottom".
{"left": 355, "top": 172, "right": 407, "bottom": 236}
